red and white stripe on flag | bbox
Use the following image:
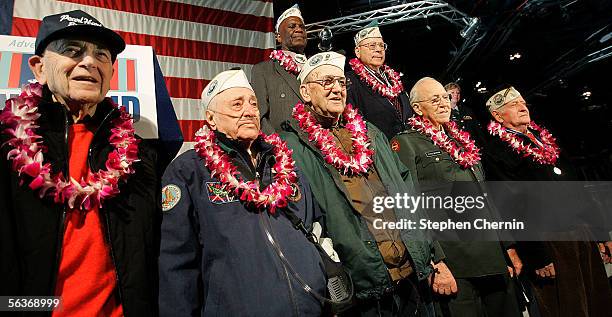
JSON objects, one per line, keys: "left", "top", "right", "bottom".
{"left": 10, "top": 0, "right": 275, "bottom": 151}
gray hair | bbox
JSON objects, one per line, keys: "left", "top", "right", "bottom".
{"left": 409, "top": 77, "right": 437, "bottom": 104}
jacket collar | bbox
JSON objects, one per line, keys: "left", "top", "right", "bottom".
{"left": 37, "top": 85, "right": 118, "bottom": 133}
{"left": 214, "top": 130, "right": 275, "bottom": 179}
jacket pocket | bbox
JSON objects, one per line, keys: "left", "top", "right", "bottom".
{"left": 418, "top": 154, "right": 456, "bottom": 183}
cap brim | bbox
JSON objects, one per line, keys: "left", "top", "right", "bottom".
{"left": 36, "top": 25, "right": 126, "bottom": 57}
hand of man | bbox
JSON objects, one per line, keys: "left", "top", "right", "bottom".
{"left": 535, "top": 263, "right": 555, "bottom": 279}
{"left": 599, "top": 242, "right": 612, "bottom": 264}
{"left": 432, "top": 261, "right": 458, "bottom": 296}
{"left": 507, "top": 248, "right": 522, "bottom": 276}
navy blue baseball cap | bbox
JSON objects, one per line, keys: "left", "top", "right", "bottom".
{"left": 35, "top": 10, "right": 126, "bottom": 58}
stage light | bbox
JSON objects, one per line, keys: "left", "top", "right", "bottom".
{"left": 582, "top": 90, "right": 592, "bottom": 100}
{"left": 509, "top": 52, "right": 522, "bottom": 61}
{"left": 476, "top": 87, "right": 487, "bottom": 94}
{"left": 318, "top": 28, "right": 333, "bottom": 52}
{"left": 558, "top": 79, "right": 567, "bottom": 88}
{"left": 475, "top": 81, "right": 482, "bottom": 88}
{"left": 600, "top": 31, "right": 612, "bottom": 43}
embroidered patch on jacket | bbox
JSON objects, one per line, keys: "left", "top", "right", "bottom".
{"left": 162, "top": 184, "right": 181, "bottom": 212}
{"left": 206, "top": 182, "right": 238, "bottom": 204}
{"left": 288, "top": 183, "right": 302, "bottom": 202}
{"left": 390, "top": 139, "right": 400, "bottom": 152}
{"left": 425, "top": 150, "right": 442, "bottom": 157}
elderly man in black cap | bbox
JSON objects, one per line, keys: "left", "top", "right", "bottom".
{"left": 0, "top": 10, "right": 161, "bottom": 316}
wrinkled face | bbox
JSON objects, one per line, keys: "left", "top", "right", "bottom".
{"left": 28, "top": 38, "right": 114, "bottom": 107}
{"left": 447, "top": 87, "right": 461, "bottom": 106}
{"left": 355, "top": 37, "right": 385, "bottom": 69}
{"left": 492, "top": 97, "right": 530, "bottom": 130}
{"left": 300, "top": 65, "right": 347, "bottom": 118}
{"left": 412, "top": 80, "right": 452, "bottom": 126}
{"left": 206, "top": 87, "right": 260, "bottom": 142}
{"left": 277, "top": 16, "right": 307, "bottom": 53}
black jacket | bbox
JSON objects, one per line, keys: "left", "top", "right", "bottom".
{"left": 0, "top": 88, "right": 161, "bottom": 316}
{"left": 482, "top": 128, "right": 571, "bottom": 270}
{"left": 346, "top": 69, "right": 413, "bottom": 140}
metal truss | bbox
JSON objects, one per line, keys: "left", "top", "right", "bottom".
{"left": 527, "top": 26, "right": 612, "bottom": 96}
{"left": 305, "top": 0, "right": 470, "bottom": 39}
{"left": 444, "top": 25, "right": 487, "bottom": 79}
{"left": 305, "top": 0, "right": 486, "bottom": 78}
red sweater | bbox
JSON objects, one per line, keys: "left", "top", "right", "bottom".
{"left": 52, "top": 123, "right": 123, "bottom": 317}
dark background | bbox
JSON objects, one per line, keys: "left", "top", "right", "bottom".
{"left": 274, "top": 0, "right": 612, "bottom": 180}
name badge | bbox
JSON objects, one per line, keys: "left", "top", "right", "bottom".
{"left": 425, "top": 150, "right": 442, "bottom": 158}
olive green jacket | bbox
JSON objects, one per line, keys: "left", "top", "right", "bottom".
{"left": 280, "top": 119, "right": 434, "bottom": 300}
{"left": 391, "top": 129, "right": 509, "bottom": 278}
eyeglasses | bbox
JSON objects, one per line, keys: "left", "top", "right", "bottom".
{"left": 359, "top": 42, "right": 388, "bottom": 51}
{"left": 306, "top": 76, "right": 347, "bottom": 90}
{"left": 414, "top": 94, "right": 452, "bottom": 106}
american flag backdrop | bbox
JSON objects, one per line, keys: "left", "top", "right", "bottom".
{"left": 0, "top": 0, "right": 275, "bottom": 152}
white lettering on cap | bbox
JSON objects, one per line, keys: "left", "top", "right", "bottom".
{"left": 59, "top": 14, "right": 102, "bottom": 27}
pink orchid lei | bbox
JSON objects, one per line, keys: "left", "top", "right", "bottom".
{"left": 269, "top": 50, "right": 302, "bottom": 75}
{"left": 193, "top": 124, "right": 298, "bottom": 214}
{"left": 487, "top": 120, "right": 559, "bottom": 165}
{"left": 292, "top": 102, "right": 374, "bottom": 175}
{"left": 349, "top": 58, "right": 404, "bottom": 99}
{"left": 0, "top": 82, "right": 139, "bottom": 211}
{"left": 408, "top": 115, "right": 481, "bottom": 169}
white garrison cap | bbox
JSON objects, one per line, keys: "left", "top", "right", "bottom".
{"left": 354, "top": 20, "right": 382, "bottom": 45}
{"left": 275, "top": 4, "right": 304, "bottom": 33}
{"left": 486, "top": 86, "right": 522, "bottom": 112}
{"left": 298, "top": 52, "right": 346, "bottom": 83}
{"left": 201, "top": 68, "right": 253, "bottom": 110}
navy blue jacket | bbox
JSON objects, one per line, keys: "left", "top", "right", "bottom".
{"left": 159, "top": 132, "right": 326, "bottom": 317}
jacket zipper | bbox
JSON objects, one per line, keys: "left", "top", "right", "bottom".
{"left": 253, "top": 151, "right": 299, "bottom": 316}
{"left": 89, "top": 107, "right": 124, "bottom": 305}
{"left": 87, "top": 108, "right": 116, "bottom": 169}
{"left": 51, "top": 108, "right": 70, "bottom": 299}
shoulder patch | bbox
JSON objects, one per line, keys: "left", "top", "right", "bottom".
{"left": 288, "top": 183, "right": 302, "bottom": 202}
{"left": 206, "top": 182, "right": 238, "bottom": 204}
{"left": 390, "top": 139, "right": 400, "bottom": 152}
{"left": 162, "top": 184, "right": 181, "bottom": 212}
